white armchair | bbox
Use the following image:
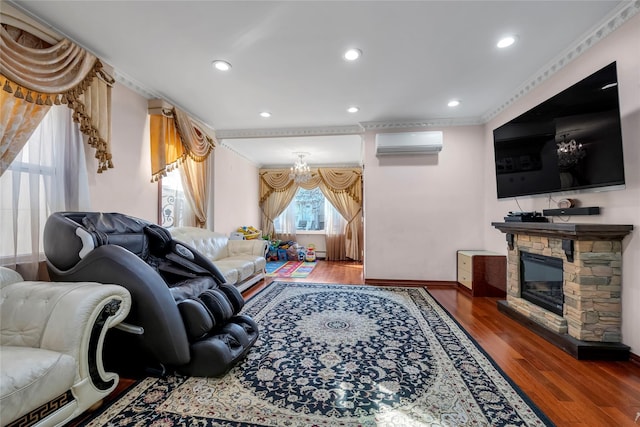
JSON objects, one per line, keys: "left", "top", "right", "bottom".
{"left": 0, "top": 266, "right": 131, "bottom": 427}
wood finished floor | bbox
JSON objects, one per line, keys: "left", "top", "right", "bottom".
{"left": 80, "top": 260, "right": 640, "bottom": 427}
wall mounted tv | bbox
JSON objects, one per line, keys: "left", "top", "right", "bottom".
{"left": 493, "top": 62, "right": 625, "bottom": 199}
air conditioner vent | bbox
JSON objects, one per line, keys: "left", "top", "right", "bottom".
{"left": 375, "top": 131, "right": 443, "bottom": 156}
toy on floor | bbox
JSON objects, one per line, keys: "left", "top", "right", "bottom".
{"left": 305, "top": 244, "right": 316, "bottom": 262}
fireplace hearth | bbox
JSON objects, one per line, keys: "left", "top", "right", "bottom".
{"left": 492, "top": 222, "right": 633, "bottom": 360}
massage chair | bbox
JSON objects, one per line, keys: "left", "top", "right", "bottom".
{"left": 43, "top": 211, "right": 259, "bottom": 377}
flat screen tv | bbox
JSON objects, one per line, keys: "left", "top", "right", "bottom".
{"left": 493, "top": 62, "right": 625, "bottom": 199}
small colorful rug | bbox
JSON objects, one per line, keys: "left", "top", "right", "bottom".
{"left": 264, "top": 260, "right": 287, "bottom": 274}
{"left": 80, "top": 283, "right": 554, "bottom": 427}
{"left": 266, "top": 260, "right": 317, "bottom": 278}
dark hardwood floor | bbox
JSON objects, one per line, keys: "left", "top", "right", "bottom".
{"left": 77, "top": 260, "right": 640, "bottom": 427}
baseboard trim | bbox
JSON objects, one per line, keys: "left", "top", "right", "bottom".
{"left": 364, "top": 279, "right": 458, "bottom": 288}
{"left": 630, "top": 351, "right": 640, "bottom": 367}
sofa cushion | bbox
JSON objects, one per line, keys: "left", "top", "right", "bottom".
{"left": 229, "top": 254, "right": 267, "bottom": 272}
{"left": 213, "top": 265, "right": 239, "bottom": 285}
{"left": 169, "top": 227, "right": 229, "bottom": 261}
{"left": 0, "top": 346, "right": 76, "bottom": 424}
{"left": 214, "top": 259, "right": 255, "bottom": 282}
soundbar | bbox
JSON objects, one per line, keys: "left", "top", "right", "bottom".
{"left": 542, "top": 207, "right": 600, "bottom": 216}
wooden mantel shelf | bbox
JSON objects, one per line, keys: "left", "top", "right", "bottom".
{"left": 491, "top": 222, "right": 633, "bottom": 240}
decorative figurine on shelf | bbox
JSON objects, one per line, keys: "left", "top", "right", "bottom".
{"left": 305, "top": 244, "right": 316, "bottom": 262}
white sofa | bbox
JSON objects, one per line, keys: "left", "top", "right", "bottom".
{"left": 169, "top": 227, "right": 268, "bottom": 292}
{"left": 0, "top": 267, "right": 131, "bottom": 427}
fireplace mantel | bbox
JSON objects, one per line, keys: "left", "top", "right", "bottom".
{"left": 492, "top": 222, "right": 633, "bottom": 240}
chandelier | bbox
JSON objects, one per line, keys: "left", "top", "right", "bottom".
{"left": 557, "top": 135, "right": 586, "bottom": 169}
{"left": 289, "top": 152, "right": 312, "bottom": 184}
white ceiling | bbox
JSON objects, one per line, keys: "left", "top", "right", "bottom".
{"left": 6, "top": 1, "right": 633, "bottom": 167}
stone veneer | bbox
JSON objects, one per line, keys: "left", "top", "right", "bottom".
{"left": 492, "top": 222, "right": 633, "bottom": 343}
{"left": 507, "top": 235, "right": 622, "bottom": 342}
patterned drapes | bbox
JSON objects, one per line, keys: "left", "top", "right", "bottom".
{"left": 259, "top": 167, "right": 363, "bottom": 261}
{"left": 148, "top": 100, "right": 215, "bottom": 227}
{"left": 0, "top": 20, "right": 114, "bottom": 175}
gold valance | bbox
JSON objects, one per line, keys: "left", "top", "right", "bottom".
{"left": 0, "top": 21, "right": 114, "bottom": 173}
{"left": 148, "top": 99, "right": 215, "bottom": 181}
{"left": 259, "top": 167, "right": 362, "bottom": 204}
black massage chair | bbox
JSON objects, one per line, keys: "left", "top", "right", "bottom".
{"left": 43, "top": 211, "right": 259, "bottom": 377}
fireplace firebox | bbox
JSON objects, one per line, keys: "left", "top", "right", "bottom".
{"left": 520, "top": 252, "right": 563, "bottom": 316}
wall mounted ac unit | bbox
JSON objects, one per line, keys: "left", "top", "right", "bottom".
{"left": 375, "top": 131, "right": 443, "bottom": 156}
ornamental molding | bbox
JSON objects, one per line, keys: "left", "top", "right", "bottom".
{"left": 113, "top": 69, "right": 160, "bottom": 100}
{"left": 216, "top": 124, "right": 364, "bottom": 139}
{"left": 359, "top": 117, "right": 483, "bottom": 131}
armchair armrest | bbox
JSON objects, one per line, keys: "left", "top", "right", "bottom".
{"left": 227, "top": 239, "right": 268, "bottom": 257}
{"left": 0, "top": 280, "right": 131, "bottom": 399}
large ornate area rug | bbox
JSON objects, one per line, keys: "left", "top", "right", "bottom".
{"left": 82, "top": 283, "right": 554, "bottom": 426}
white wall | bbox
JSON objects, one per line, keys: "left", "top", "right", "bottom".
{"left": 482, "top": 13, "right": 640, "bottom": 353}
{"left": 363, "top": 125, "right": 486, "bottom": 281}
{"left": 86, "top": 84, "right": 157, "bottom": 222}
{"left": 212, "top": 145, "right": 261, "bottom": 235}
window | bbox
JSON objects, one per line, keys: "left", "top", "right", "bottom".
{"left": 274, "top": 187, "right": 326, "bottom": 233}
{"left": 160, "top": 168, "right": 192, "bottom": 228}
{"left": 0, "top": 106, "right": 90, "bottom": 264}
{"left": 294, "top": 187, "right": 325, "bottom": 231}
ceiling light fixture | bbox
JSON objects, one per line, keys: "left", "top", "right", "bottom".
{"left": 289, "top": 152, "right": 312, "bottom": 184}
{"left": 212, "top": 60, "right": 232, "bottom": 71}
{"left": 448, "top": 100, "right": 460, "bottom": 107}
{"left": 497, "top": 36, "right": 516, "bottom": 49}
{"left": 347, "top": 106, "right": 359, "bottom": 113}
{"left": 343, "top": 48, "right": 362, "bottom": 61}
{"left": 260, "top": 111, "right": 272, "bottom": 118}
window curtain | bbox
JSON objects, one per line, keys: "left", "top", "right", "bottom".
{"left": 148, "top": 100, "right": 215, "bottom": 228}
{"left": 0, "top": 21, "right": 114, "bottom": 175}
{"left": 325, "top": 200, "right": 347, "bottom": 261}
{"left": 0, "top": 105, "right": 91, "bottom": 279}
{"left": 259, "top": 169, "right": 298, "bottom": 239}
{"left": 274, "top": 195, "right": 297, "bottom": 242}
{"left": 259, "top": 167, "right": 363, "bottom": 261}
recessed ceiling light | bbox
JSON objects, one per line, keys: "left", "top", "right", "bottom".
{"left": 497, "top": 36, "right": 516, "bottom": 49}
{"left": 260, "top": 111, "right": 271, "bottom": 118}
{"left": 448, "top": 100, "right": 460, "bottom": 107}
{"left": 347, "top": 106, "right": 359, "bottom": 113}
{"left": 343, "top": 48, "right": 362, "bottom": 61}
{"left": 212, "top": 60, "right": 232, "bottom": 71}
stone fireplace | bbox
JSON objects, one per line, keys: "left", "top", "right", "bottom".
{"left": 492, "top": 222, "right": 633, "bottom": 360}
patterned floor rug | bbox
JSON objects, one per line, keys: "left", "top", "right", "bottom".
{"left": 81, "top": 283, "right": 554, "bottom": 426}
{"left": 265, "top": 261, "right": 316, "bottom": 278}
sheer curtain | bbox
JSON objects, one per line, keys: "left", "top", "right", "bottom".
{"left": 0, "top": 105, "right": 91, "bottom": 279}
{"left": 325, "top": 200, "right": 347, "bottom": 260}
{"left": 274, "top": 197, "right": 297, "bottom": 242}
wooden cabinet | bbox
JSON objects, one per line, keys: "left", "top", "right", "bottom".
{"left": 457, "top": 250, "right": 506, "bottom": 297}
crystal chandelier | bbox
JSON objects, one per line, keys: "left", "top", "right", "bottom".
{"left": 289, "top": 152, "right": 312, "bottom": 184}
{"left": 557, "top": 136, "right": 586, "bottom": 169}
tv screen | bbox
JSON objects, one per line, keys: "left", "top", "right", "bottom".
{"left": 493, "top": 62, "right": 625, "bottom": 199}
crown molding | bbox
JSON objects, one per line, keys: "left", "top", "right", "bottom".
{"left": 216, "top": 124, "right": 364, "bottom": 139}
{"left": 481, "top": 0, "right": 640, "bottom": 123}
{"left": 113, "top": 70, "right": 160, "bottom": 100}
{"left": 359, "top": 117, "right": 483, "bottom": 131}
